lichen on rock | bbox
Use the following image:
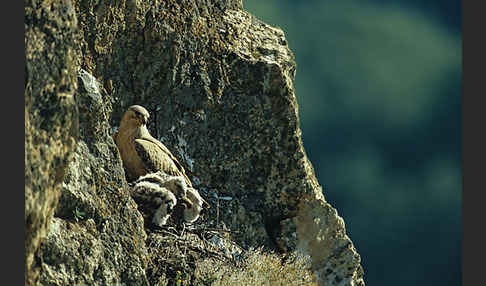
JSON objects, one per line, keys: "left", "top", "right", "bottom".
{"left": 25, "top": 0, "right": 79, "bottom": 284}
{"left": 38, "top": 71, "right": 149, "bottom": 285}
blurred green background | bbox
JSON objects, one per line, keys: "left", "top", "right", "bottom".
{"left": 243, "top": 0, "right": 461, "bottom": 285}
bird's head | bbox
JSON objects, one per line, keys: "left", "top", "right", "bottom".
{"left": 150, "top": 187, "right": 177, "bottom": 227}
{"left": 121, "top": 105, "right": 150, "bottom": 128}
{"left": 182, "top": 187, "right": 210, "bottom": 223}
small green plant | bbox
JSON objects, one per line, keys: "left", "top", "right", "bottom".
{"left": 175, "top": 270, "right": 183, "bottom": 286}
{"left": 73, "top": 207, "right": 86, "bottom": 222}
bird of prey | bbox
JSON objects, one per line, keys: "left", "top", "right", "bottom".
{"left": 134, "top": 172, "right": 209, "bottom": 223}
{"left": 183, "top": 185, "right": 209, "bottom": 223}
{"left": 114, "top": 105, "right": 193, "bottom": 186}
{"left": 130, "top": 179, "right": 177, "bottom": 227}
{"left": 114, "top": 105, "right": 210, "bottom": 225}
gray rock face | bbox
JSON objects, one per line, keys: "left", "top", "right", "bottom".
{"left": 25, "top": 0, "right": 365, "bottom": 285}
{"left": 25, "top": 0, "right": 79, "bottom": 284}
{"left": 36, "top": 71, "right": 149, "bottom": 285}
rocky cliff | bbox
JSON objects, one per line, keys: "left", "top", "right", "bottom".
{"left": 25, "top": 0, "right": 365, "bottom": 285}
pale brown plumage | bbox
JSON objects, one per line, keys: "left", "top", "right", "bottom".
{"left": 114, "top": 105, "right": 193, "bottom": 187}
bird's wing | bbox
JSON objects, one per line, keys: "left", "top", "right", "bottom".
{"left": 134, "top": 138, "right": 193, "bottom": 187}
